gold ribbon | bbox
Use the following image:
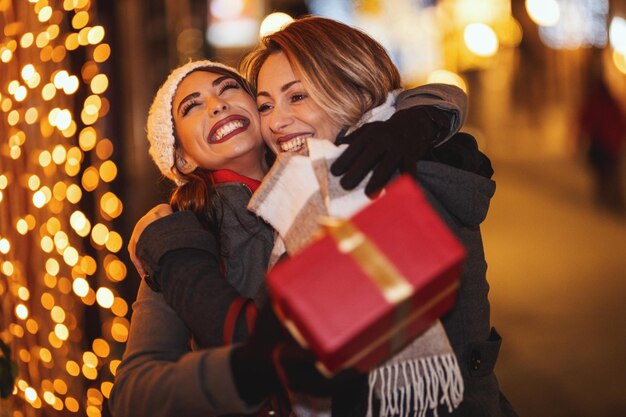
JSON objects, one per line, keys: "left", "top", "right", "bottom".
{"left": 319, "top": 216, "right": 413, "bottom": 304}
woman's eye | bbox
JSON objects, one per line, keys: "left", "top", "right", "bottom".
{"left": 181, "top": 100, "right": 199, "bottom": 116}
{"left": 290, "top": 93, "right": 307, "bottom": 103}
{"left": 257, "top": 103, "right": 272, "bottom": 113}
{"left": 219, "top": 81, "right": 240, "bottom": 95}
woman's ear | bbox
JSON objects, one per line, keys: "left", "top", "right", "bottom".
{"left": 175, "top": 151, "right": 198, "bottom": 174}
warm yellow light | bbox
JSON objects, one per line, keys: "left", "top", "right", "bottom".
{"left": 90, "top": 74, "right": 108, "bottom": 94}
{"left": 426, "top": 70, "right": 468, "bottom": 93}
{"left": 38, "top": 6, "right": 53, "bottom": 22}
{"left": 66, "top": 146, "right": 82, "bottom": 167}
{"left": 25, "top": 107, "right": 39, "bottom": 124}
{"left": 26, "top": 318, "right": 39, "bottom": 334}
{"left": 15, "top": 304, "right": 29, "bottom": 319}
{"left": 109, "top": 359, "right": 121, "bottom": 375}
{"left": 39, "top": 150, "right": 52, "bottom": 167}
{"left": 111, "top": 321, "right": 129, "bottom": 342}
{"left": 66, "top": 184, "right": 83, "bottom": 204}
{"left": 81, "top": 256, "right": 98, "bottom": 275}
{"left": 21, "top": 64, "right": 35, "bottom": 80}
{"left": 260, "top": 12, "right": 294, "bottom": 38}
{"left": 25, "top": 215, "right": 36, "bottom": 231}
{"left": 42, "top": 83, "right": 56, "bottom": 100}
{"left": 0, "top": 238, "right": 10, "bottom": 254}
{"left": 0, "top": 48, "right": 12, "bottom": 62}
{"left": 36, "top": 30, "right": 51, "bottom": 48}
{"left": 72, "top": 11, "right": 90, "bottom": 29}
{"left": 65, "top": 32, "right": 80, "bottom": 50}
{"left": 8, "top": 110, "right": 20, "bottom": 127}
{"left": 93, "top": 338, "right": 110, "bottom": 357}
{"left": 56, "top": 109, "right": 72, "bottom": 130}
{"left": 464, "top": 23, "right": 499, "bottom": 57}
{"left": 93, "top": 43, "right": 110, "bottom": 63}
{"left": 50, "top": 306, "right": 66, "bottom": 323}
{"left": 82, "top": 167, "right": 100, "bottom": 191}
{"left": 52, "top": 45, "right": 67, "bottom": 62}
{"left": 70, "top": 210, "right": 87, "bottom": 230}
{"left": 2, "top": 261, "right": 14, "bottom": 276}
{"left": 18, "top": 286, "right": 30, "bottom": 300}
{"left": 105, "top": 232, "right": 123, "bottom": 253}
{"left": 72, "top": 277, "right": 90, "bottom": 297}
{"left": 53, "top": 181, "right": 68, "bottom": 201}
{"left": 9, "top": 146, "right": 20, "bottom": 159}
{"left": 21, "top": 33, "right": 34, "bottom": 48}
{"left": 39, "top": 347, "right": 52, "bottom": 363}
{"left": 63, "top": 246, "right": 79, "bottom": 266}
{"left": 96, "top": 287, "right": 114, "bottom": 308}
{"left": 111, "top": 297, "right": 128, "bottom": 317}
{"left": 88, "top": 26, "right": 105, "bottom": 44}
{"left": 0, "top": 175, "right": 7, "bottom": 189}
{"left": 99, "top": 161, "right": 117, "bottom": 183}
{"left": 79, "top": 127, "right": 97, "bottom": 150}
{"left": 55, "top": 323, "right": 69, "bottom": 341}
{"left": 47, "top": 24, "right": 60, "bottom": 40}
{"left": 54, "top": 231, "right": 69, "bottom": 250}
{"left": 25, "top": 387, "right": 38, "bottom": 402}
{"left": 41, "top": 236, "right": 54, "bottom": 253}
{"left": 47, "top": 217, "right": 61, "bottom": 235}
{"left": 53, "top": 379, "right": 68, "bottom": 395}
{"left": 83, "top": 351, "right": 98, "bottom": 368}
{"left": 66, "top": 360, "right": 80, "bottom": 376}
{"left": 525, "top": 0, "right": 560, "bottom": 27}
{"left": 101, "top": 381, "right": 113, "bottom": 399}
{"left": 96, "top": 138, "right": 114, "bottom": 159}
{"left": 14, "top": 86, "right": 27, "bottom": 102}
{"left": 65, "top": 397, "right": 80, "bottom": 412}
{"left": 17, "top": 218, "right": 29, "bottom": 234}
{"left": 46, "top": 258, "right": 60, "bottom": 276}
{"left": 53, "top": 70, "right": 69, "bottom": 88}
{"left": 63, "top": 75, "right": 80, "bottom": 94}
{"left": 91, "top": 223, "right": 109, "bottom": 246}
{"left": 52, "top": 144, "right": 67, "bottom": 164}
{"left": 613, "top": 50, "right": 626, "bottom": 75}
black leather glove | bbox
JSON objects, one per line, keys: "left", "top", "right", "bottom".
{"left": 230, "top": 304, "right": 289, "bottom": 405}
{"left": 331, "top": 106, "right": 452, "bottom": 196}
{"left": 274, "top": 341, "right": 365, "bottom": 398}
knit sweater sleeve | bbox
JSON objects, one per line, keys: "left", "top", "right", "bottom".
{"left": 109, "top": 280, "right": 260, "bottom": 417}
{"left": 395, "top": 83, "right": 468, "bottom": 146}
{"left": 134, "top": 210, "right": 248, "bottom": 348}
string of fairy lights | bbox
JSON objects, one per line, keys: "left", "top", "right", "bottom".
{"left": 1, "top": 1, "right": 127, "bottom": 416}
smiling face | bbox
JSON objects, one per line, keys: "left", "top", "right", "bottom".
{"left": 255, "top": 52, "right": 344, "bottom": 156}
{"left": 171, "top": 70, "right": 265, "bottom": 178}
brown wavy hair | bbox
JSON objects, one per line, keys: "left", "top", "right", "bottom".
{"left": 240, "top": 16, "right": 402, "bottom": 127}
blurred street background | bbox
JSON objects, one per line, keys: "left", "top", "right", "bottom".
{"left": 1, "top": 0, "right": 626, "bottom": 416}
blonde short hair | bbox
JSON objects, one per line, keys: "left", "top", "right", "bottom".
{"left": 241, "top": 16, "right": 401, "bottom": 127}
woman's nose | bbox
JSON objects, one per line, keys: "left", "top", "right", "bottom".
{"left": 269, "top": 105, "right": 292, "bottom": 132}
{"left": 209, "top": 98, "right": 228, "bottom": 116}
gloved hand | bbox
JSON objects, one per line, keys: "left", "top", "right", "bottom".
{"left": 331, "top": 106, "right": 452, "bottom": 197}
{"left": 273, "top": 340, "right": 365, "bottom": 398}
{"left": 230, "top": 303, "right": 289, "bottom": 406}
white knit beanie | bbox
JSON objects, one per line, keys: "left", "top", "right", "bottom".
{"left": 146, "top": 59, "right": 243, "bottom": 184}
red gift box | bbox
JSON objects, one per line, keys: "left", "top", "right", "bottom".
{"left": 267, "top": 175, "right": 466, "bottom": 375}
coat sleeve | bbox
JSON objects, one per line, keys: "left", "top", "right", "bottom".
{"left": 395, "top": 83, "right": 468, "bottom": 146}
{"left": 134, "top": 210, "right": 250, "bottom": 348}
{"left": 109, "top": 280, "right": 260, "bottom": 417}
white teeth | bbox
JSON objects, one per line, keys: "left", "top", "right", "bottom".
{"left": 212, "top": 120, "right": 244, "bottom": 141}
{"left": 280, "top": 136, "right": 308, "bottom": 152}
